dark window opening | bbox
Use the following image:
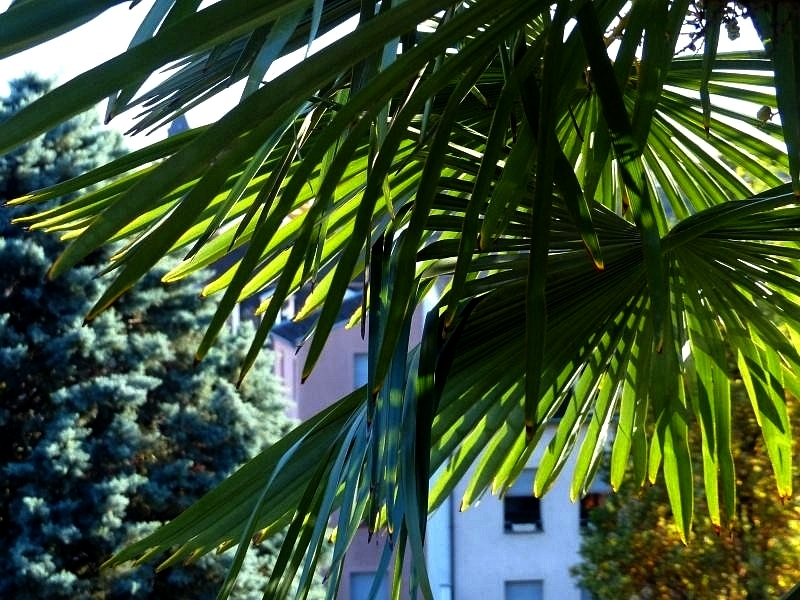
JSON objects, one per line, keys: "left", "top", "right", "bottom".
{"left": 504, "top": 496, "right": 542, "bottom": 533}
{"left": 503, "top": 469, "right": 542, "bottom": 533}
{"left": 579, "top": 492, "right": 606, "bottom": 528}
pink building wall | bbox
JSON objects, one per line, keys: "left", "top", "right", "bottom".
{"left": 274, "top": 323, "right": 368, "bottom": 422}
{"left": 272, "top": 310, "right": 420, "bottom": 600}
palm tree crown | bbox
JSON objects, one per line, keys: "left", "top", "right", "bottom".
{"left": 0, "top": 1, "right": 798, "bottom": 598}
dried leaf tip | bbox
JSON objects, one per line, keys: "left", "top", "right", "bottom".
{"left": 524, "top": 420, "right": 535, "bottom": 442}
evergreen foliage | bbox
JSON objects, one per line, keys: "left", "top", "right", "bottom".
{"left": 0, "top": 76, "right": 317, "bottom": 599}
{"left": 572, "top": 386, "right": 800, "bottom": 599}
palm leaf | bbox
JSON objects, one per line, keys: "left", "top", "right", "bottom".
{"left": 2, "top": 1, "right": 799, "bottom": 597}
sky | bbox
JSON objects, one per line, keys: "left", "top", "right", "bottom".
{"left": 0, "top": 2, "right": 177, "bottom": 147}
{"left": 0, "top": 1, "right": 354, "bottom": 149}
{"left": 0, "top": 2, "right": 763, "bottom": 151}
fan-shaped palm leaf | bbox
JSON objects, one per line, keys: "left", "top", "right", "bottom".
{"left": 1, "top": 1, "right": 799, "bottom": 598}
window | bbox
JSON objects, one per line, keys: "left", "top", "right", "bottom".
{"left": 354, "top": 353, "right": 369, "bottom": 389}
{"left": 503, "top": 469, "right": 542, "bottom": 533}
{"left": 279, "top": 294, "right": 295, "bottom": 322}
{"left": 505, "top": 580, "right": 543, "bottom": 600}
{"left": 579, "top": 492, "right": 607, "bottom": 528}
{"left": 350, "top": 571, "right": 388, "bottom": 600}
{"left": 579, "top": 587, "right": 596, "bottom": 600}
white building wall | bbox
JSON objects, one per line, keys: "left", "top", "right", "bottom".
{"left": 450, "top": 429, "right": 585, "bottom": 600}
{"left": 426, "top": 491, "right": 454, "bottom": 600}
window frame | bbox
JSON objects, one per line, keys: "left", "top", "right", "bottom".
{"left": 503, "top": 469, "right": 543, "bottom": 533}
{"left": 353, "top": 352, "right": 369, "bottom": 389}
{"left": 504, "top": 579, "right": 544, "bottom": 600}
{"left": 579, "top": 487, "right": 608, "bottom": 528}
{"left": 350, "top": 571, "right": 388, "bottom": 600}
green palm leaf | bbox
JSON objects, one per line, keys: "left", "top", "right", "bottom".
{"left": 2, "top": 1, "right": 799, "bottom": 598}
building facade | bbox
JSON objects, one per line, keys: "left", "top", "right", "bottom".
{"left": 271, "top": 295, "right": 597, "bottom": 600}
{"left": 444, "top": 438, "right": 596, "bottom": 600}
{"left": 271, "top": 289, "right": 400, "bottom": 600}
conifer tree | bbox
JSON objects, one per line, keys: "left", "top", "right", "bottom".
{"left": 0, "top": 76, "right": 318, "bottom": 599}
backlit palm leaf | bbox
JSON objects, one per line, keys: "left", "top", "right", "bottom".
{"left": 1, "top": 1, "right": 799, "bottom": 598}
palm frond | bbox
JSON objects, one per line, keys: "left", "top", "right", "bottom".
{"left": 1, "top": 1, "right": 799, "bottom": 598}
